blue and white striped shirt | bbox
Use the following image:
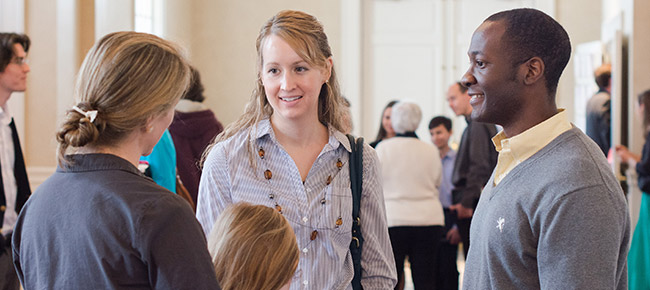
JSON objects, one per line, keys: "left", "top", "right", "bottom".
{"left": 197, "top": 119, "right": 397, "bottom": 290}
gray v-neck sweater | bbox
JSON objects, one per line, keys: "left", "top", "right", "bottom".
{"left": 463, "top": 127, "right": 629, "bottom": 290}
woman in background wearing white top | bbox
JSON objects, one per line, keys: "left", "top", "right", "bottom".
{"left": 196, "top": 10, "right": 396, "bottom": 290}
{"left": 375, "top": 101, "right": 444, "bottom": 290}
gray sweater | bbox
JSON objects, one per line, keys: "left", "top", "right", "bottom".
{"left": 463, "top": 127, "right": 629, "bottom": 290}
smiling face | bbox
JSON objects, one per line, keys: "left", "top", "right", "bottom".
{"left": 261, "top": 34, "right": 330, "bottom": 126}
{"left": 0, "top": 43, "right": 30, "bottom": 104}
{"left": 461, "top": 20, "right": 524, "bottom": 126}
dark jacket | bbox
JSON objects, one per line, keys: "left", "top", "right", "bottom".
{"left": 638, "top": 133, "right": 650, "bottom": 193}
{"left": 452, "top": 117, "right": 498, "bottom": 209}
{"left": 0, "top": 120, "right": 30, "bottom": 247}
{"left": 586, "top": 90, "right": 611, "bottom": 156}
{"left": 12, "top": 153, "right": 220, "bottom": 289}
{"left": 169, "top": 109, "right": 223, "bottom": 204}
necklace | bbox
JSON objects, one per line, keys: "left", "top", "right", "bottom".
{"left": 258, "top": 145, "right": 344, "bottom": 240}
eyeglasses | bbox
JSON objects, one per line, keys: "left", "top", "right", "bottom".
{"left": 9, "top": 57, "right": 29, "bottom": 66}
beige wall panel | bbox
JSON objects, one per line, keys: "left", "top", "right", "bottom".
{"left": 25, "top": 0, "right": 59, "bottom": 167}
{"left": 555, "top": 0, "right": 602, "bottom": 124}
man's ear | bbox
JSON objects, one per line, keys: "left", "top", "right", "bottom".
{"left": 522, "top": 57, "right": 544, "bottom": 86}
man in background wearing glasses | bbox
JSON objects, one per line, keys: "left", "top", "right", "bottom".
{"left": 0, "top": 32, "right": 31, "bottom": 290}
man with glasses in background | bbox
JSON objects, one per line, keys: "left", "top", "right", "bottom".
{"left": 0, "top": 32, "right": 31, "bottom": 290}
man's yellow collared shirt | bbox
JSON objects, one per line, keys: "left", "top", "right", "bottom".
{"left": 492, "top": 109, "right": 572, "bottom": 185}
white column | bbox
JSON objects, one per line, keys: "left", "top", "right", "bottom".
{"left": 57, "top": 0, "right": 78, "bottom": 126}
{"left": 339, "top": 0, "right": 363, "bottom": 136}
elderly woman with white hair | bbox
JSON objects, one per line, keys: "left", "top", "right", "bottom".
{"left": 375, "top": 101, "right": 444, "bottom": 289}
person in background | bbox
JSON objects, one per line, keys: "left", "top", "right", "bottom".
{"left": 445, "top": 81, "right": 497, "bottom": 259}
{"left": 461, "top": 8, "right": 628, "bottom": 289}
{"left": 12, "top": 31, "right": 220, "bottom": 289}
{"left": 616, "top": 89, "right": 650, "bottom": 290}
{"left": 197, "top": 10, "right": 396, "bottom": 289}
{"left": 169, "top": 66, "right": 224, "bottom": 204}
{"left": 0, "top": 32, "right": 31, "bottom": 290}
{"left": 586, "top": 63, "right": 612, "bottom": 156}
{"left": 140, "top": 130, "right": 176, "bottom": 193}
{"left": 369, "top": 100, "right": 397, "bottom": 148}
{"left": 376, "top": 101, "right": 444, "bottom": 290}
{"left": 428, "top": 116, "right": 459, "bottom": 290}
{"left": 208, "top": 202, "right": 299, "bottom": 290}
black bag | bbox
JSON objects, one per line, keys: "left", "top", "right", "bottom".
{"left": 347, "top": 134, "right": 364, "bottom": 290}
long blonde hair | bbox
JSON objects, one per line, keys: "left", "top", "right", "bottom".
{"left": 202, "top": 10, "right": 346, "bottom": 165}
{"left": 208, "top": 203, "right": 299, "bottom": 290}
{"left": 56, "top": 31, "right": 191, "bottom": 165}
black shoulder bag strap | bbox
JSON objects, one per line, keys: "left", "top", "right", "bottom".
{"left": 347, "top": 134, "right": 364, "bottom": 290}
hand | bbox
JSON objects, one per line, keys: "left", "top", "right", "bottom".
{"left": 446, "top": 227, "right": 461, "bottom": 245}
{"left": 615, "top": 145, "right": 641, "bottom": 164}
{"left": 450, "top": 203, "right": 474, "bottom": 219}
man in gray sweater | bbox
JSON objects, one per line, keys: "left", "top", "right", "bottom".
{"left": 460, "top": 8, "right": 629, "bottom": 290}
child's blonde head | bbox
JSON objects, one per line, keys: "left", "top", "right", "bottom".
{"left": 208, "top": 203, "right": 299, "bottom": 290}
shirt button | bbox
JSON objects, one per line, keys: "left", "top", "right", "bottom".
{"left": 302, "top": 217, "right": 308, "bottom": 223}
{"left": 306, "top": 188, "right": 312, "bottom": 193}
{"left": 302, "top": 248, "right": 308, "bottom": 253}
{"left": 303, "top": 280, "right": 308, "bottom": 285}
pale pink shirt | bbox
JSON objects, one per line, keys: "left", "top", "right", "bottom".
{"left": 0, "top": 104, "right": 17, "bottom": 235}
{"left": 492, "top": 109, "right": 572, "bottom": 186}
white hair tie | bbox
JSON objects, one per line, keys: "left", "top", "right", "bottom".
{"left": 72, "top": 105, "right": 98, "bottom": 123}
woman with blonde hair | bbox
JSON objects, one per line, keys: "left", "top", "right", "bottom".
{"left": 209, "top": 203, "right": 298, "bottom": 290}
{"left": 197, "top": 10, "right": 396, "bottom": 289}
{"left": 12, "top": 31, "right": 220, "bottom": 289}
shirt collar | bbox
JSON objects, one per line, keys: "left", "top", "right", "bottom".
{"left": 0, "top": 104, "right": 12, "bottom": 126}
{"left": 59, "top": 153, "right": 145, "bottom": 177}
{"left": 492, "top": 109, "right": 571, "bottom": 160}
{"left": 255, "top": 118, "right": 352, "bottom": 153}
{"left": 442, "top": 148, "right": 456, "bottom": 160}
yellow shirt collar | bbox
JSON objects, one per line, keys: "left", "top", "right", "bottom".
{"left": 492, "top": 109, "right": 572, "bottom": 185}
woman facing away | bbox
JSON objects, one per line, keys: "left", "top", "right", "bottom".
{"left": 375, "top": 101, "right": 444, "bottom": 290}
{"left": 196, "top": 10, "right": 397, "bottom": 290}
{"left": 12, "top": 31, "right": 220, "bottom": 290}
{"left": 616, "top": 89, "right": 650, "bottom": 290}
{"left": 208, "top": 203, "right": 299, "bottom": 290}
{"left": 369, "top": 100, "right": 397, "bottom": 148}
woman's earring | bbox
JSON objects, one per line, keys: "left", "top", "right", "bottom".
{"left": 147, "top": 126, "right": 154, "bottom": 133}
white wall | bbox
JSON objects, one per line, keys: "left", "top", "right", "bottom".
{"left": 555, "top": 0, "right": 602, "bottom": 125}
